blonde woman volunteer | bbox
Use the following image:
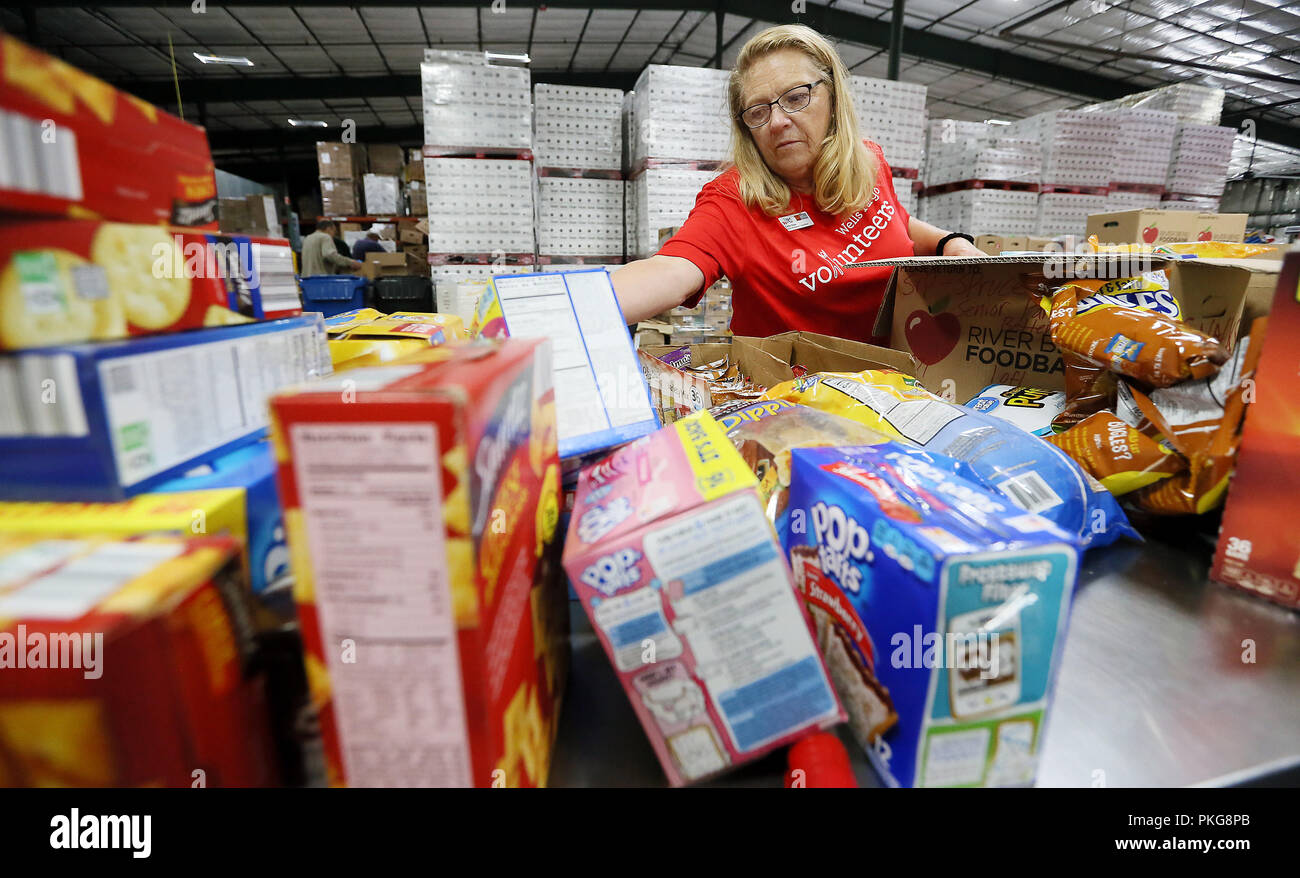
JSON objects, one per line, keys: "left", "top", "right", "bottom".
{"left": 614, "top": 25, "right": 982, "bottom": 343}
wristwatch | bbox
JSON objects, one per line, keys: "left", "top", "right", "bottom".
{"left": 936, "top": 232, "right": 975, "bottom": 256}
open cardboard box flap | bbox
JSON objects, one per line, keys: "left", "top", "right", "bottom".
{"left": 866, "top": 254, "right": 1251, "bottom": 404}
{"left": 642, "top": 331, "right": 921, "bottom": 392}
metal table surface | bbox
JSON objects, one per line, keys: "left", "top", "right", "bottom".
{"left": 549, "top": 518, "right": 1300, "bottom": 788}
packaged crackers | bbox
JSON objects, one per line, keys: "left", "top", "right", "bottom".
{"left": 0, "top": 35, "right": 218, "bottom": 228}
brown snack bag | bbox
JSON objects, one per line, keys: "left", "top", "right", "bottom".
{"left": 1128, "top": 322, "right": 1266, "bottom": 515}
{"left": 1044, "top": 410, "right": 1185, "bottom": 496}
{"left": 1044, "top": 281, "right": 1227, "bottom": 388}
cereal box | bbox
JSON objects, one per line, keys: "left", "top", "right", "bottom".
{"left": 0, "top": 35, "right": 218, "bottom": 228}
{"left": 562, "top": 410, "right": 844, "bottom": 786}
{"left": 1213, "top": 253, "right": 1300, "bottom": 609}
{"left": 0, "top": 314, "right": 331, "bottom": 502}
{"left": 270, "top": 338, "right": 568, "bottom": 787}
{"left": 0, "top": 535, "right": 276, "bottom": 787}
{"left": 0, "top": 219, "right": 302, "bottom": 351}
{"left": 783, "top": 443, "right": 1080, "bottom": 787}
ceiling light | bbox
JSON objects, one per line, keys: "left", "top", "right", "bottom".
{"left": 288, "top": 119, "right": 328, "bottom": 128}
{"left": 484, "top": 52, "right": 531, "bottom": 65}
{"left": 984, "top": 119, "right": 1012, "bottom": 125}
{"left": 193, "top": 52, "right": 254, "bottom": 66}
{"left": 1217, "top": 50, "right": 1263, "bottom": 67}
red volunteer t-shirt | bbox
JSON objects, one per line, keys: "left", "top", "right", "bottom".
{"left": 658, "top": 140, "right": 914, "bottom": 344}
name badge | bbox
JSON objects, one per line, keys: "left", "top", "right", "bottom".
{"left": 779, "top": 211, "right": 813, "bottom": 231}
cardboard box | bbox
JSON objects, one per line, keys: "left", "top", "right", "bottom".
{"left": 0, "top": 36, "right": 217, "bottom": 229}
{"left": 404, "top": 160, "right": 425, "bottom": 183}
{"left": 0, "top": 314, "right": 331, "bottom": 501}
{"left": 473, "top": 270, "right": 659, "bottom": 459}
{"left": 361, "top": 251, "right": 409, "bottom": 279}
{"left": 219, "top": 197, "right": 252, "bottom": 234}
{"left": 0, "top": 535, "right": 275, "bottom": 787}
{"left": 270, "top": 338, "right": 569, "bottom": 786}
{"left": 784, "top": 444, "right": 1078, "bottom": 787}
{"left": 367, "top": 144, "right": 406, "bottom": 177}
{"left": 562, "top": 411, "right": 844, "bottom": 786}
{"left": 1198, "top": 258, "right": 1284, "bottom": 342}
{"left": 869, "top": 254, "right": 1251, "bottom": 404}
{"left": 1213, "top": 254, "right": 1300, "bottom": 609}
{"left": 319, "top": 179, "right": 362, "bottom": 216}
{"left": 975, "top": 235, "right": 1027, "bottom": 256}
{"left": 0, "top": 219, "right": 303, "bottom": 351}
{"left": 315, "top": 142, "right": 367, "bottom": 180}
{"left": 1086, "top": 208, "right": 1246, "bottom": 244}
{"left": 400, "top": 226, "right": 426, "bottom": 245}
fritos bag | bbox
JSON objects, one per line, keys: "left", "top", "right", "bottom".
{"left": 1033, "top": 271, "right": 1227, "bottom": 427}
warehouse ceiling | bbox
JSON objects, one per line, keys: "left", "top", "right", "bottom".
{"left": 2, "top": 0, "right": 1298, "bottom": 177}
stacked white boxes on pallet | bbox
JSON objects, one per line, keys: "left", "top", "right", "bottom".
{"left": 534, "top": 84, "right": 622, "bottom": 171}
{"left": 849, "top": 75, "right": 927, "bottom": 173}
{"left": 1010, "top": 110, "right": 1117, "bottom": 236}
{"left": 420, "top": 50, "right": 536, "bottom": 264}
{"left": 625, "top": 65, "right": 730, "bottom": 259}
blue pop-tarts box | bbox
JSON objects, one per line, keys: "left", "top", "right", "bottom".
{"left": 0, "top": 314, "right": 329, "bottom": 502}
{"left": 783, "top": 443, "right": 1080, "bottom": 788}
{"left": 153, "top": 441, "right": 290, "bottom": 602}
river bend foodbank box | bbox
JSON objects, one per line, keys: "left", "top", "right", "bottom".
{"left": 0, "top": 535, "right": 275, "bottom": 787}
{"left": 563, "top": 410, "right": 844, "bottom": 786}
{"left": 270, "top": 339, "right": 568, "bottom": 787}
{"left": 0, "top": 36, "right": 217, "bottom": 228}
{"left": 783, "top": 444, "right": 1079, "bottom": 787}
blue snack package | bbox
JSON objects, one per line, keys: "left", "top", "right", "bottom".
{"left": 783, "top": 442, "right": 1081, "bottom": 788}
{"left": 763, "top": 370, "right": 1139, "bottom": 550}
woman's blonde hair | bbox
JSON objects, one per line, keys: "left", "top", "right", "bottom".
{"left": 728, "top": 24, "right": 877, "bottom": 217}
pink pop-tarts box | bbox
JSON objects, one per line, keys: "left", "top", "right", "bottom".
{"left": 562, "top": 410, "right": 844, "bottom": 785}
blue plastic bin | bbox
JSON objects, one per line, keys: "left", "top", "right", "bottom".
{"left": 299, "top": 275, "right": 367, "bottom": 318}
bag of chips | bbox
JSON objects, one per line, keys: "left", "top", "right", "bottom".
{"left": 1044, "top": 411, "right": 1185, "bottom": 496}
{"left": 760, "top": 370, "right": 1138, "bottom": 549}
{"left": 1123, "top": 325, "right": 1264, "bottom": 514}
{"left": 712, "top": 399, "right": 893, "bottom": 539}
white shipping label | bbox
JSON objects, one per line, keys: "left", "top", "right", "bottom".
{"left": 290, "top": 422, "right": 472, "bottom": 788}
{"left": 642, "top": 494, "right": 838, "bottom": 754}
{"left": 99, "top": 327, "right": 323, "bottom": 486}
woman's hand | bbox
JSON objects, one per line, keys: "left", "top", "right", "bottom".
{"left": 610, "top": 255, "right": 706, "bottom": 324}
{"left": 940, "top": 236, "right": 985, "bottom": 258}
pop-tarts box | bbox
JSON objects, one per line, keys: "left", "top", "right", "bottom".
{"left": 154, "top": 441, "right": 290, "bottom": 609}
{"left": 0, "top": 314, "right": 330, "bottom": 501}
{"left": 784, "top": 443, "right": 1080, "bottom": 788}
{"left": 963, "top": 385, "right": 1065, "bottom": 437}
{"left": 563, "top": 410, "right": 844, "bottom": 786}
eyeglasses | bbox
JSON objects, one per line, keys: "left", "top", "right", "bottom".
{"left": 739, "top": 81, "right": 825, "bottom": 129}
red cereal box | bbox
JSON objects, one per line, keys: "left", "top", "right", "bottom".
{"left": 0, "top": 535, "right": 276, "bottom": 787}
{"left": 0, "top": 35, "right": 217, "bottom": 229}
{"left": 269, "top": 339, "right": 568, "bottom": 787}
{"left": 1213, "top": 253, "right": 1300, "bottom": 610}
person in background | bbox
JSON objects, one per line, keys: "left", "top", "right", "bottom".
{"left": 612, "top": 24, "right": 984, "bottom": 344}
{"left": 351, "top": 225, "right": 388, "bottom": 261}
{"left": 301, "top": 220, "right": 360, "bottom": 275}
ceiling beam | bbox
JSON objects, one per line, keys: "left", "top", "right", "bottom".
{"left": 115, "top": 71, "right": 642, "bottom": 108}
{"left": 209, "top": 123, "right": 424, "bottom": 151}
